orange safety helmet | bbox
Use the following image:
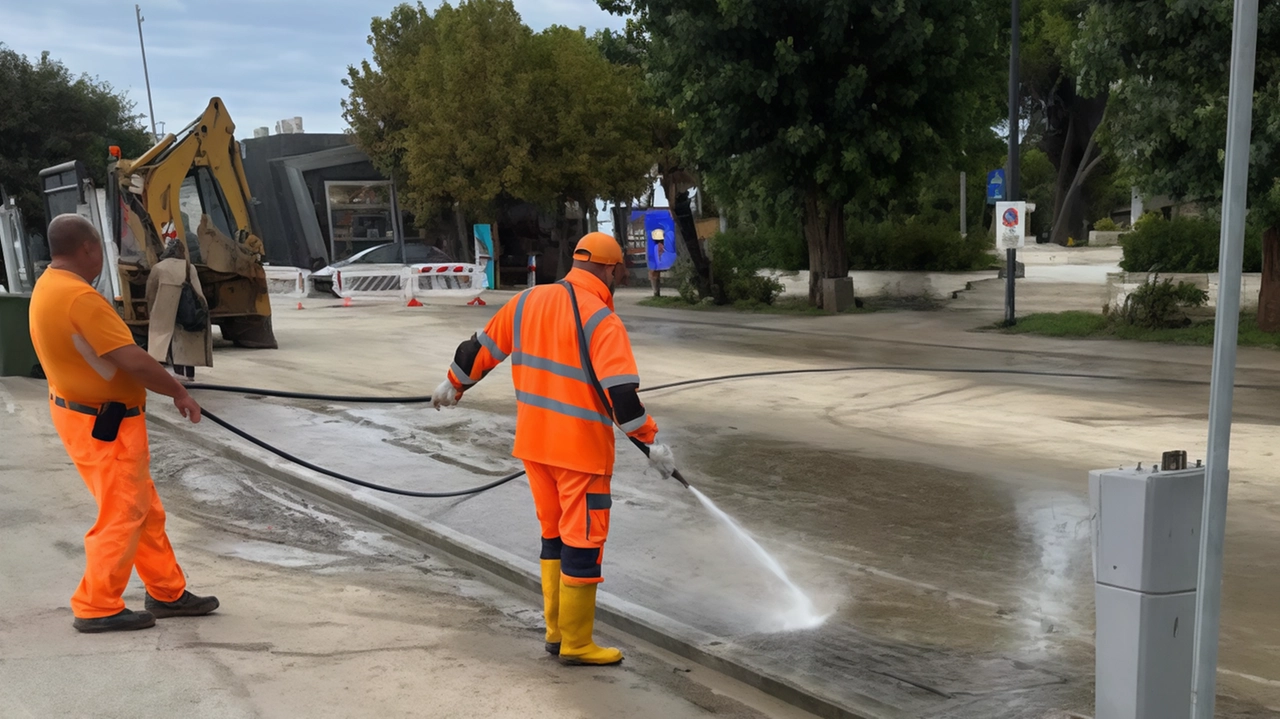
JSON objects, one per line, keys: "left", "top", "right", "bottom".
{"left": 573, "top": 232, "right": 625, "bottom": 266}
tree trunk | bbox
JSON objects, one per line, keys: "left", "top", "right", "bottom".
{"left": 1043, "top": 92, "right": 1108, "bottom": 246}
{"left": 672, "top": 190, "right": 712, "bottom": 297}
{"left": 1049, "top": 114, "right": 1078, "bottom": 240}
{"left": 1050, "top": 129, "right": 1096, "bottom": 247}
{"left": 1259, "top": 226, "right": 1280, "bottom": 332}
{"left": 553, "top": 201, "right": 573, "bottom": 280}
{"left": 611, "top": 204, "right": 630, "bottom": 243}
{"left": 453, "top": 205, "right": 469, "bottom": 262}
{"left": 802, "top": 192, "right": 847, "bottom": 308}
{"left": 612, "top": 203, "right": 632, "bottom": 287}
{"left": 1050, "top": 133, "right": 1105, "bottom": 249}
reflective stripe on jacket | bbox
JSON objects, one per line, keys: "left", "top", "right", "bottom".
{"left": 447, "top": 268, "right": 658, "bottom": 474}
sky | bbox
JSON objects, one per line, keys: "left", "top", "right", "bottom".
{"left": 0, "top": 0, "right": 626, "bottom": 137}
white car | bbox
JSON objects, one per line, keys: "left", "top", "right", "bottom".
{"left": 311, "top": 242, "right": 453, "bottom": 297}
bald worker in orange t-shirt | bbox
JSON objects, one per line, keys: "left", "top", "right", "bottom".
{"left": 29, "top": 214, "right": 219, "bottom": 633}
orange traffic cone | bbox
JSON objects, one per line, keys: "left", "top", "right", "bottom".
{"left": 407, "top": 298, "right": 423, "bottom": 307}
{"left": 342, "top": 296, "right": 353, "bottom": 308}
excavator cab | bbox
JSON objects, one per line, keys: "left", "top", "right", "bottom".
{"left": 107, "top": 97, "right": 277, "bottom": 349}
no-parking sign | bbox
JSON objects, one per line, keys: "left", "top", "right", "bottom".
{"left": 995, "top": 202, "right": 1026, "bottom": 250}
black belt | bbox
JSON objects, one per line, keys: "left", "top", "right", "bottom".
{"left": 51, "top": 395, "right": 144, "bottom": 417}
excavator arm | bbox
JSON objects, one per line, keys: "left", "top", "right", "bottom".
{"left": 109, "top": 97, "right": 277, "bottom": 349}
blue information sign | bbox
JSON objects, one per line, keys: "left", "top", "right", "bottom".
{"left": 987, "top": 169, "right": 1006, "bottom": 204}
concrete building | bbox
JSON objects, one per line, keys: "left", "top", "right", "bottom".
{"left": 239, "top": 133, "right": 591, "bottom": 286}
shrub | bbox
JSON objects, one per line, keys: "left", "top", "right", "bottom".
{"left": 670, "top": 255, "right": 701, "bottom": 304}
{"left": 671, "top": 232, "right": 785, "bottom": 306}
{"left": 1093, "top": 217, "right": 1120, "bottom": 232}
{"left": 1116, "top": 276, "right": 1208, "bottom": 329}
{"left": 707, "top": 231, "right": 785, "bottom": 305}
{"left": 710, "top": 224, "right": 807, "bottom": 272}
{"left": 847, "top": 220, "right": 991, "bottom": 271}
{"left": 1120, "top": 214, "right": 1262, "bottom": 273}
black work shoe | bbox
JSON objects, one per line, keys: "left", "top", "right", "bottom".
{"left": 144, "top": 590, "right": 219, "bottom": 618}
{"left": 73, "top": 609, "right": 156, "bottom": 634}
{"left": 545, "top": 641, "right": 561, "bottom": 655}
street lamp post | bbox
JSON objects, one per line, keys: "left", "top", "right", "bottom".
{"left": 1192, "top": 2, "right": 1259, "bottom": 716}
{"left": 135, "top": 4, "right": 158, "bottom": 140}
{"left": 1005, "top": 0, "right": 1020, "bottom": 327}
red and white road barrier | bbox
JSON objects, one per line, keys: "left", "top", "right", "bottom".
{"left": 265, "top": 266, "right": 311, "bottom": 297}
{"left": 335, "top": 264, "right": 487, "bottom": 305}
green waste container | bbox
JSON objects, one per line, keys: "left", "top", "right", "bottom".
{"left": 0, "top": 293, "right": 40, "bottom": 378}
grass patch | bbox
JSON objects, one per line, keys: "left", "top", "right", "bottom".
{"left": 996, "top": 311, "right": 1280, "bottom": 348}
{"left": 999, "top": 311, "right": 1110, "bottom": 337}
{"left": 639, "top": 296, "right": 705, "bottom": 310}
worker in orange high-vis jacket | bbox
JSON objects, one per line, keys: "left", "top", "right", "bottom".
{"left": 431, "top": 232, "right": 677, "bottom": 666}
{"left": 29, "top": 214, "right": 219, "bottom": 634}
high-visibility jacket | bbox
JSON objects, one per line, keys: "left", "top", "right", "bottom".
{"left": 447, "top": 268, "right": 658, "bottom": 475}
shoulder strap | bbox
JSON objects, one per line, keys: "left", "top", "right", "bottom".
{"left": 560, "top": 280, "right": 613, "bottom": 421}
{"left": 560, "top": 280, "right": 654, "bottom": 458}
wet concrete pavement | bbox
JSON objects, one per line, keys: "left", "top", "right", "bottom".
{"left": 0, "top": 378, "right": 805, "bottom": 719}
{"left": 149, "top": 288, "right": 1280, "bottom": 717}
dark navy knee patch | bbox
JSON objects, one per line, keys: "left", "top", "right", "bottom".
{"left": 540, "top": 536, "right": 564, "bottom": 560}
{"left": 561, "top": 544, "right": 603, "bottom": 580}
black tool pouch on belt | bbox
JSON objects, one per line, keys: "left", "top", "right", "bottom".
{"left": 176, "top": 280, "right": 208, "bottom": 332}
{"left": 92, "top": 402, "right": 128, "bottom": 442}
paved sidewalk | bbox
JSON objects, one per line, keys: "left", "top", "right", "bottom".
{"left": 0, "top": 378, "right": 806, "bottom": 719}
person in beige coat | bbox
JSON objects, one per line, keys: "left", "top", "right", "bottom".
{"left": 146, "top": 239, "right": 212, "bottom": 380}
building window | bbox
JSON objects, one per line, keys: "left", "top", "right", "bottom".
{"left": 325, "top": 181, "right": 392, "bottom": 262}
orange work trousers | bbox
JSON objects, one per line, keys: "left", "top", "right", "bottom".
{"left": 524, "top": 460, "right": 611, "bottom": 585}
{"left": 51, "top": 403, "right": 186, "bottom": 618}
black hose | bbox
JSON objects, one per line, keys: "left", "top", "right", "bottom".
{"left": 199, "top": 407, "right": 526, "bottom": 498}
{"left": 186, "top": 363, "right": 1276, "bottom": 498}
{"left": 188, "top": 384, "right": 434, "bottom": 403}
{"left": 642, "top": 366, "right": 1230, "bottom": 393}
{"left": 188, "top": 363, "right": 1254, "bottom": 404}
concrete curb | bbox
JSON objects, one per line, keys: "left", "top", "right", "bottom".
{"left": 151, "top": 410, "right": 905, "bottom": 719}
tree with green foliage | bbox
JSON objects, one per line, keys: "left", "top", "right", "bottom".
{"left": 1018, "top": 0, "right": 1110, "bottom": 245}
{"left": 599, "top": 0, "right": 1005, "bottom": 306}
{"left": 522, "top": 24, "right": 658, "bottom": 272}
{"left": 344, "top": 1, "right": 655, "bottom": 266}
{"left": 0, "top": 45, "right": 152, "bottom": 233}
{"left": 1075, "top": 1, "right": 1280, "bottom": 329}
{"left": 593, "top": 25, "right": 712, "bottom": 297}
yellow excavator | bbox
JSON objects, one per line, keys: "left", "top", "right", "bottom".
{"left": 106, "top": 97, "right": 277, "bottom": 348}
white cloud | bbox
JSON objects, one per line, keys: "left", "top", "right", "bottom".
{"left": 1, "top": 0, "right": 627, "bottom": 135}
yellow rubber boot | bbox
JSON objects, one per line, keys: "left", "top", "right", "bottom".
{"left": 557, "top": 580, "right": 623, "bottom": 666}
{"left": 541, "top": 560, "right": 561, "bottom": 655}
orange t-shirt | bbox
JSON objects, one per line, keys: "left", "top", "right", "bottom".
{"left": 29, "top": 268, "right": 146, "bottom": 407}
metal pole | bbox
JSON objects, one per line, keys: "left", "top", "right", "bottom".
{"left": 1005, "top": 0, "right": 1020, "bottom": 326}
{"left": 1192, "top": 2, "right": 1258, "bottom": 716}
{"left": 960, "top": 172, "right": 968, "bottom": 237}
{"left": 135, "top": 5, "right": 158, "bottom": 140}
{"left": 390, "top": 176, "right": 407, "bottom": 265}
